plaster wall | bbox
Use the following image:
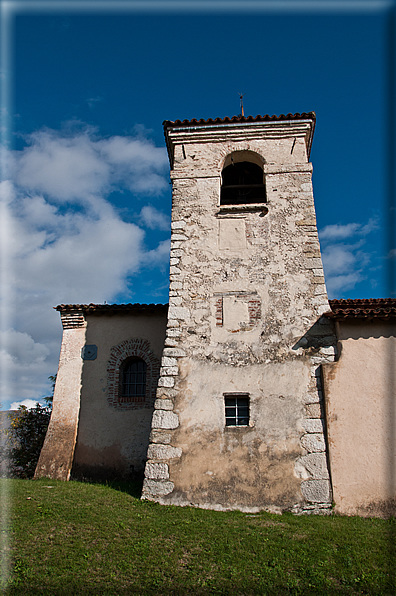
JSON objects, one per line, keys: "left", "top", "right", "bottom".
{"left": 143, "top": 120, "right": 337, "bottom": 512}
{"left": 72, "top": 312, "right": 167, "bottom": 480}
{"left": 35, "top": 319, "right": 86, "bottom": 481}
{"left": 322, "top": 320, "right": 396, "bottom": 517}
{"left": 63, "top": 313, "right": 166, "bottom": 478}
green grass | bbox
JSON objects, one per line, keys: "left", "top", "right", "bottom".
{"left": 1, "top": 478, "right": 395, "bottom": 595}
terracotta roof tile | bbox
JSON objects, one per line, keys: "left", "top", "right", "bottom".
{"left": 325, "top": 298, "right": 396, "bottom": 320}
{"left": 55, "top": 303, "right": 168, "bottom": 314}
{"left": 163, "top": 112, "right": 316, "bottom": 129}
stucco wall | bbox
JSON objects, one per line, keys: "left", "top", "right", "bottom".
{"left": 322, "top": 320, "right": 396, "bottom": 517}
{"left": 36, "top": 316, "right": 87, "bottom": 481}
{"left": 72, "top": 311, "right": 167, "bottom": 480}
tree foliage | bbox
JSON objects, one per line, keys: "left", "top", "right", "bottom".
{"left": 4, "top": 375, "right": 55, "bottom": 478}
{"left": 7, "top": 403, "right": 52, "bottom": 478}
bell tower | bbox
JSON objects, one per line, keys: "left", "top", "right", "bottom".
{"left": 142, "top": 113, "right": 337, "bottom": 513}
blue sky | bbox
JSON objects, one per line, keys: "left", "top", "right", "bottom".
{"left": 1, "top": 0, "right": 395, "bottom": 409}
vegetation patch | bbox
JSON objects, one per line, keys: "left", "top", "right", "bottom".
{"left": 1, "top": 478, "right": 395, "bottom": 595}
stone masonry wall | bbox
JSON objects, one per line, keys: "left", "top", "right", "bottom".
{"left": 142, "top": 120, "right": 337, "bottom": 512}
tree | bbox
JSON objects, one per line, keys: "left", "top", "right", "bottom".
{"left": 7, "top": 403, "right": 52, "bottom": 478}
{"left": 5, "top": 376, "right": 55, "bottom": 478}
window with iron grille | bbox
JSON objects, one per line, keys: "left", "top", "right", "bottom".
{"left": 224, "top": 394, "right": 250, "bottom": 426}
{"left": 122, "top": 358, "right": 147, "bottom": 398}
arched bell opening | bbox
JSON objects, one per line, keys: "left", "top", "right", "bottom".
{"left": 220, "top": 155, "right": 266, "bottom": 205}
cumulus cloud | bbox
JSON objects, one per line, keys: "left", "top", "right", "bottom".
{"left": 319, "top": 218, "right": 379, "bottom": 297}
{"left": 0, "top": 123, "right": 170, "bottom": 408}
{"left": 11, "top": 123, "right": 168, "bottom": 201}
{"left": 9, "top": 399, "right": 42, "bottom": 411}
{"left": 319, "top": 218, "right": 378, "bottom": 242}
{"left": 140, "top": 205, "right": 170, "bottom": 231}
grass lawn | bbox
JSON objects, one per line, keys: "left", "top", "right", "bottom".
{"left": 1, "top": 478, "right": 395, "bottom": 595}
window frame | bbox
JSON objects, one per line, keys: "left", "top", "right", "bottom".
{"left": 121, "top": 357, "right": 148, "bottom": 400}
{"left": 224, "top": 393, "right": 250, "bottom": 427}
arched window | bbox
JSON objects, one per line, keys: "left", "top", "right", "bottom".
{"left": 107, "top": 338, "right": 160, "bottom": 410}
{"left": 121, "top": 358, "right": 147, "bottom": 399}
{"left": 221, "top": 160, "right": 265, "bottom": 206}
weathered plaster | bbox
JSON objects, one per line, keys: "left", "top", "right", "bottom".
{"left": 35, "top": 313, "right": 87, "bottom": 480}
{"left": 323, "top": 319, "right": 396, "bottom": 517}
{"left": 72, "top": 312, "right": 167, "bottom": 480}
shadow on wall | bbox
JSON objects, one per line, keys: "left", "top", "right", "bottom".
{"left": 292, "top": 316, "right": 337, "bottom": 356}
{"left": 71, "top": 453, "right": 148, "bottom": 484}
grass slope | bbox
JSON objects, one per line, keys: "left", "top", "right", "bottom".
{"left": 1, "top": 478, "right": 395, "bottom": 595}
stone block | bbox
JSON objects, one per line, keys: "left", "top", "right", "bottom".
{"left": 166, "top": 328, "right": 181, "bottom": 337}
{"left": 167, "top": 319, "right": 180, "bottom": 327}
{"left": 296, "top": 219, "right": 317, "bottom": 226}
{"left": 154, "top": 398, "right": 174, "bottom": 411}
{"left": 170, "top": 249, "right": 184, "bottom": 258}
{"left": 298, "top": 453, "right": 330, "bottom": 480}
{"left": 170, "top": 258, "right": 180, "bottom": 266}
{"left": 142, "top": 479, "right": 174, "bottom": 497}
{"left": 170, "top": 281, "right": 183, "bottom": 290}
{"left": 302, "top": 419, "right": 324, "bottom": 433}
{"left": 301, "top": 479, "right": 331, "bottom": 503}
{"left": 158, "top": 376, "right": 175, "bottom": 388}
{"left": 165, "top": 337, "right": 178, "bottom": 347}
{"left": 147, "top": 444, "right": 182, "bottom": 460}
{"left": 171, "top": 220, "right": 186, "bottom": 229}
{"left": 161, "top": 356, "right": 177, "bottom": 367}
{"left": 168, "top": 306, "right": 190, "bottom": 320}
{"left": 302, "top": 391, "right": 320, "bottom": 404}
{"left": 149, "top": 430, "right": 172, "bottom": 444}
{"left": 160, "top": 366, "right": 179, "bottom": 376}
{"left": 163, "top": 347, "right": 186, "bottom": 357}
{"left": 156, "top": 387, "right": 177, "bottom": 399}
{"left": 145, "top": 462, "right": 169, "bottom": 480}
{"left": 301, "top": 433, "right": 326, "bottom": 452}
{"left": 314, "top": 285, "right": 327, "bottom": 295}
{"left": 305, "top": 403, "right": 321, "bottom": 418}
{"left": 171, "top": 233, "right": 188, "bottom": 241}
{"left": 305, "top": 258, "right": 324, "bottom": 269}
{"left": 152, "top": 410, "right": 179, "bottom": 429}
{"left": 170, "top": 266, "right": 182, "bottom": 275}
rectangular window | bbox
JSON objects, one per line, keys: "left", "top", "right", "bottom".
{"left": 224, "top": 394, "right": 249, "bottom": 426}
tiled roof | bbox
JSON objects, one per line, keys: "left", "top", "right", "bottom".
{"left": 326, "top": 299, "right": 396, "bottom": 320}
{"left": 55, "top": 303, "right": 168, "bottom": 314}
{"left": 163, "top": 112, "right": 316, "bottom": 129}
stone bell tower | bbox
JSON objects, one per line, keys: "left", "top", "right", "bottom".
{"left": 142, "top": 112, "right": 337, "bottom": 513}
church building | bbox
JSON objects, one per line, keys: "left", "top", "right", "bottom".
{"left": 35, "top": 112, "right": 396, "bottom": 518}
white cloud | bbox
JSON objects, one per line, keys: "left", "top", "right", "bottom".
{"left": 0, "top": 123, "right": 170, "bottom": 409}
{"left": 319, "top": 217, "right": 379, "bottom": 297}
{"left": 140, "top": 205, "right": 170, "bottom": 231}
{"left": 9, "top": 399, "right": 42, "bottom": 411}
{"left": 319, "top": 218, "right": 378, "bottom": 242}
{"left": 12, "top": 124, "right": 168, "bottom": 202}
